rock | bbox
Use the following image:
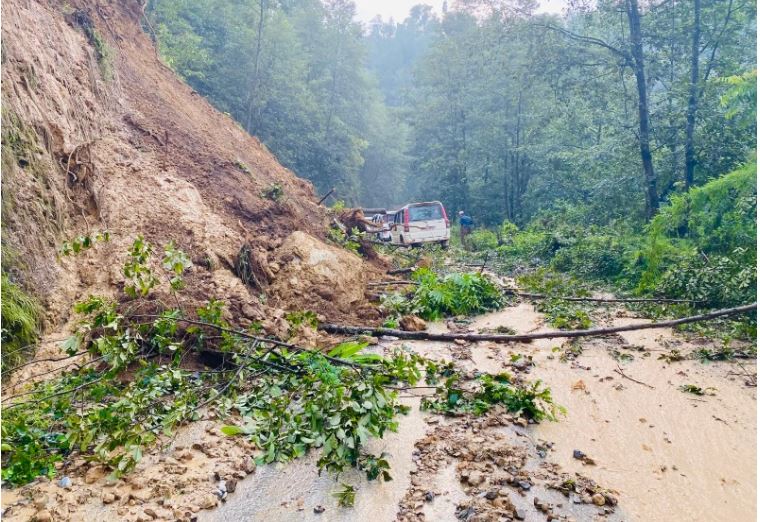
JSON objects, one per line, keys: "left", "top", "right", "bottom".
{"left": 467, "top": 471, "right": 485, "bottom": 487}
{"left": 102, "top": 493, "right": 116, "bottom": 504}
{"left": 314, "top": 505, "right": 325, "bottom": 514}
{"left": 592, "top": 493, "right": 606, "bottom": 506}
{"left": 485, "top": 489, "right": 498, "bottom": 500}
{"left": 217, "top": 480, "right": 227, "bottom": 494}
{"left": 518, "top": 480, "right": 531, "bottom": 491}
{"left": 34, "top": 510, "right": 52, "bottom": 522}
{"left": 238, "top": 456, "right": 256, "bottom": 474}
{"left": 57, "top": 476, "right": 72, "bottom": 489}
{"left": 514, "top": 509, "right": 526, "bottom": 520}
{"left": 143, "top": 508, "right": 157, "bottom": 519}
{"left": 226, "top": 478, "right": 238, "bottom": 493}
{"left": 178, "top": 451, "right": 194, "bottom": 462}
{"left": 424, "top": 491, "right": 435, "bottom": 502}
{"left": 85, "top": 465, "right": 106, "bottom": 484}
{"left": 199, "top": 494, "right": 219, "bottom": 509}
{"left": 400, "top": 315, "right": 427, "bottom": 332}
{"left": 572, "top": 450, "right": 585, "bottom": 460}
{"left": 454, "top": 339, "right": 467, "bottom": 346}
{"left": 32, "top": 495, "right": 48, "bottom": 509}
{"left": 514, "top": 418, "right": 528, "bottom": 428}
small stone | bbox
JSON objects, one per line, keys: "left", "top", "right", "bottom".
{"left": 518, "top": 480, "right": 531, "bottom": 491}
{"left": 226, "top": 478, "right": 238, "bottom": 493}
{"left": 57, "top": 476, "right": 72, "bottom": 489}
{"left": 34, "top": 510, "right": 52, "bottom": 522}
{"left": 33, "top": 495, "right": 48, "bottom": 509}
{"left": 485, "top": 489, "right": 498, "bottom": 500}
{"left": 238, "top": 457, "right": 256, "bottom": 474}
{"left": 592, "top": 493, "right": 606, "bottom": 506}
{"left": 400, "top": 315, "right": 427, "bottom": 332}
{"left": 467, "top": 471, "right": 485, "bottom": 487}
{"left": 102, "top": 493, "right": 116, "bottom": 504}
{"left": 217, "top": 480, "right": 227, "bottom": 493}
{"left": 144, "top": 508, "right": 157, "bottom": 519}
{"left": 199, "top": 494, "right": 218, "bottom": 509}
{"left": 424, "top": 491, "right": 435, "bottom": 502}
{"left": 314, "top": 505, "right": 325, "bottom": 514}
{"left": 514, "top": 509, "right": 526, "bottom": 520}
{"left": 572, "top": 450, "right": 585, "bottom": 460}
{"left": 85, "top": 465, "right": 106, "bottom": 484}
{"left": 515, "top": 418, "right": 528, "bottom": 428}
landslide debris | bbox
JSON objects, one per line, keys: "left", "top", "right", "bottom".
{"left": 1, "top": 0, "right": 381, "bottom": 336}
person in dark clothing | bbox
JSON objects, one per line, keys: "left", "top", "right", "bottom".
{"left": 458, "top": 210, "right": 473, "bottom": 249}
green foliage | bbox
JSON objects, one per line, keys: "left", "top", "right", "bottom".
{"left": 333, "top": 483, "right": 357, "bottom": 507}
{"left": 59, "top": 230, "right": 111, "bottom": 256}
{"left": 327, "top": 225, "right": 362, "bottom": 255}
{"left": 517, "top": 269, "right": 591, "bottom": 297}
{"left": 467, "top": 229, "right": 499, "bottom": 251}
{"left": 409, "top": 268, "right": 504, "bottom": 320}
{"left": 285, "top": 310, "right": 318, "bottom": 336}
{"left": 71, "top": 9, "right": 113, "bottom": 80}
{"left": 162, "top": 241, "right": 193, "bottom": 290}
{"left": 1, "top": 273, "right": 41, "bottom": 376}
{"left": 261, "top": 183, "right": 284, "bottom": 202}
{"left": 123, "top": 236, "right": 159, "bottom": 298}
{"left": 421, "top": 372, "right": 564, "bottom": 421}
{"left": 535, "top": 299, "right": 592, "bottom": 330}
{"left": 679, "top": 384, "right": 716, "bottom": 396}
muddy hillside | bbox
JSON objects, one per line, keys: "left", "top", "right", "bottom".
{"left": 2, "top": 0, "right": 380, "bottom": 331}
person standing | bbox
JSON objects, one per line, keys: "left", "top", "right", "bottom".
{"left": 458, "top": 210, "right": 473, "bottom": 249}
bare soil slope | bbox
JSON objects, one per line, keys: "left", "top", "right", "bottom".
{"left": 2, "top": 0, "right": 378, "bottom": 333}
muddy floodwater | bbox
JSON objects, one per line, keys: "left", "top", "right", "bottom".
{"left": 205, "top": 302, "right": 757, "bottom": 522}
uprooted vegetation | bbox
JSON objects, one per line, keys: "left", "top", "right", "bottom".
{"left": 379, "top": 268, "right": 504, "bottom": 325}
{"left": 1, "top": 237, "right": 561, "bottom": 490}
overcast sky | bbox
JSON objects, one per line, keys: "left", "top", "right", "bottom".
{"left": 352, "top": 0, "right": 568, "bottom": 23}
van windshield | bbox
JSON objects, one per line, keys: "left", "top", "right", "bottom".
{"left": 408, "top": 204, "right": 443, "bottom": 222}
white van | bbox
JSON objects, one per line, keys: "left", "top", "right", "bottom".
{"left": 389, "top": 201, "right": 450, "bottom": 247}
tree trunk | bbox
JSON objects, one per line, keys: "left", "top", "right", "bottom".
{"left": 626, "top": 0, "right": 659, "bottom": 219}
{"left": 684, "top": 0, "right": 701, "bottom": 189}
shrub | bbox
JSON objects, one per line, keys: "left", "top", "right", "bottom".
{"left": 468, "top": 228, "right": 499, "bottom": 251}
{"left": 550, "top": 234, "right": 628, "bottom": 280}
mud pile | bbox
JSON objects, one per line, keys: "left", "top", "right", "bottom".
{"left": 1, "top": 0, "right": 379, "bottom": 332}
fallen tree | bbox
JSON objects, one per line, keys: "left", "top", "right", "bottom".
{"left": 320, "top": 302, "right": 757, "bottom": 343}
{"left": 504, "top": 289, "right": 707, "bottom": 304}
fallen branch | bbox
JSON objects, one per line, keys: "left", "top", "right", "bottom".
{"left": 317, "top": 187, "right": 335, "bottom": 205}
{"left": 614, "top": 365, "right": 655, "bottom": 389}
{"left": 368, "top": 280, "right": 420, "bottom": 287}
{"left": 319, "top": 303, "right": 756, "bottom": 343}
{"left": 388, "top": 267, "right": 415, "bottom": 275}
{"left": 504, "top": 288, "right": 707, "bottom": 304}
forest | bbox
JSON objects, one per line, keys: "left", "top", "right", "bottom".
{"left": 145, "top": 0, "right": 756, "bottom": 309}
{"left": 147, "top": 0, "right": 755, "bottom": 222}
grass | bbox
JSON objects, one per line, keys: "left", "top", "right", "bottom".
{"left": 1, "top": 272, "right": 41, "bottom": 376}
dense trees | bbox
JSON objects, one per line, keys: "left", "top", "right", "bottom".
{"left": 148, "top": 0, "right": 755, "bottom": 226}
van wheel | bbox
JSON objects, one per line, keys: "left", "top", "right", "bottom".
{"left": 411, "top": 243, "right": 422, "bottom": 248}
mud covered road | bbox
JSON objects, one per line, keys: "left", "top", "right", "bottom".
{"left": 205, "top": 302, "right": 757, "bottom": 522}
